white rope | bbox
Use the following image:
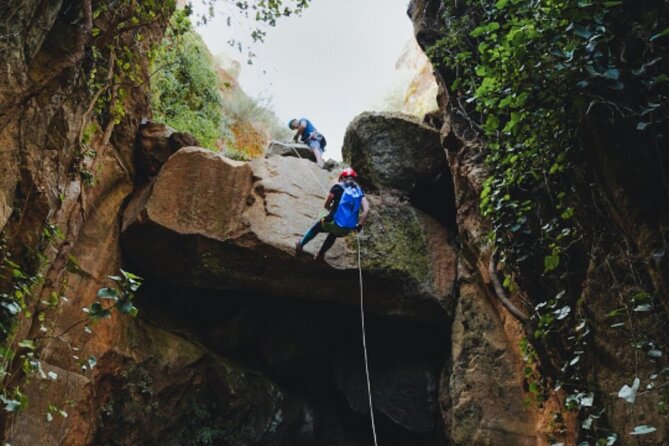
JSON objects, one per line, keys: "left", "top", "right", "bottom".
{"left": 289, "top": 141, "right": 377, "bottom": 442}
{"left": 357, "top": 232, "right": 379, "bottom": 446}
{"left": 288, "top": 144, "right": 329, "bottom": 195}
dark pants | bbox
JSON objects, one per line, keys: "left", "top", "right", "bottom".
{"left": 300, "top": 219, "right": 350, "bottom": 256}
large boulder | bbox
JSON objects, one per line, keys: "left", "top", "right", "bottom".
{"left": 134, "top": 121, "right": 200, "bottom": 179}
{"left": 341, "top": 112, "right": 448, "bottom": 196}
{"left": 121, "top": 147, "right": 457, "bottom": 321}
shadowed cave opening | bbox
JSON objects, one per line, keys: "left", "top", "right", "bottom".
{"left": 132, "top": 278, "right": 451, "bottom": 446}
{"left": 409, "top": 168, "right": 458, "bottom": 233}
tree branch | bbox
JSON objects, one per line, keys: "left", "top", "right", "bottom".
{"left": 489, "top": 250, "right": 529, "bottom": 322}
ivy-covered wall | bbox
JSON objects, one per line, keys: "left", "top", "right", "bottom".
{"left": 412, "top": 0, "right": 669, "bottom": 444}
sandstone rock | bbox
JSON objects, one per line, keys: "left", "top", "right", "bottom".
{"left": 395, "top": 38, "right": 439, "bottom": 117}
{"left": 341, "top": 112, "right": 448, "bottom": 196}
{"left": 122, "top": 147, "right": 457, "bottom": 321}
{"left": 443, "top": 280, "right": 539, "bottom": 445}
{"left": 0, "top": 194, "right": 11, "bottom": 233}
{"left": 266, "top": 140, "right": 316, "bottom": 161}
{"left": 407, "top": 0, "right": 445, "bottom": 51}
{"left": 134, "top": 121, "right": 200, "bottom": 179}
{"left": 87, "top": 322, "right": 314, "bottom": 446}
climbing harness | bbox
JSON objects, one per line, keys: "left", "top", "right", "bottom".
{"left": 289, "top": 143, "right": 379, "bottom": 443}
{"left": 357, "top": 232, "right": 379, "bottom": 446}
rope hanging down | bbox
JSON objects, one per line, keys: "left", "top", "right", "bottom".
{"left": 357, "top": 233, "right": 379, "bottom": 446}
{"left": 287, "top": 142, "right": 378, "bottom": 444}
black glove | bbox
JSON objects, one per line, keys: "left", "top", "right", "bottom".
{"left": 356, "top": 224, "right": 364, "bottom": 232}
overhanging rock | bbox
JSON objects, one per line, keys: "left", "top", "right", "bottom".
{"left": 122, "top": 147, "right": 457, "bottom": 321}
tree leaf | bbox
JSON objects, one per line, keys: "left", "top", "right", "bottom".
{"left": 650, "top": 28, "right": 669, "bottom": 41}
{"left": 633, "top": 303, "right": 652, "bottom": 312}
{"left": 555, "top": 305, "right": 571, "bottom": 320}
{"left": 579, "top": 393, "right": 594, "bottom": 407}
{"left": 97, "top": 288, "right": 119, "bottom": 299}
{"left": 618, "top": 377, "right": 640, "bottom": 403}
{"left": 630, "top": 425, "right": 656, "bottom": 435}
{"left": 18, "top": 339, "right": 35, "bottom": 350}
{"left": 544, "top": 255, "right": 560, "bottom": 272}
{"left": 648, "top": 349, "right": 662, "bottom": 358}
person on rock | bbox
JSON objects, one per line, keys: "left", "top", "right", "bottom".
{"left": 288, "top": 117, "right": 327, "bottom": 168}
{"left": 296, "top": 167, "right": 370, "bottom": 261}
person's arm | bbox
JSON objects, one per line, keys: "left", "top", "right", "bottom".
{"left": 358, "top": 196, "right": 370, "bottom": 228}
{"left": 323, "top": 193, "right": 335, "bottom": 210}
{"left": 293, "top": 120, "right": 307, "bottom": 142}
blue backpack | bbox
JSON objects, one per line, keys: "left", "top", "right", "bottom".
{"left": 333, "top": 183, "right": 363, "bottom": 229}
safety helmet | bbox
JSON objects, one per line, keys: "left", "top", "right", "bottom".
{"left": 339, "top": 167, "right": 357, "bottom": 181}
{"left": 287, "top": 119, "right": 296, "bottom": 129}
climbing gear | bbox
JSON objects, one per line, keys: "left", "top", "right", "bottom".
{"left": 308, "top": 132, "right": 327, "bottom": 151}
{"left": 322, "top": 219, "right": 351, "bottom": 237}
{"left": 357, "top": 233, "right": 379, "bottom": 446}
{"left": 339, "top": 167, "right": 357, "bottom": 181}
{"left": 333, "top": 184, "right": 363, "bottom": 229}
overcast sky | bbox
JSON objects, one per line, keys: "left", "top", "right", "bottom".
{"left": 195, "top": 0, "right": 414, "bottom": 160}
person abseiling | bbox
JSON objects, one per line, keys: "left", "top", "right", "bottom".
{"left": 288, "top": 117, "right": 327, "bottom": 168}
{"left": 296, "top": 167, "right": 370, "bottom": 261}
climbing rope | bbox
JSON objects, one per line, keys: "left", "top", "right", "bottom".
{"left": 356, "top": 232, "right": 379, "bottom": 446}
{"left": 287, "top": 141, "right": 378, "bottom": 442}
{"left": 288, "top": 143, "right": 329, "bottom": 195}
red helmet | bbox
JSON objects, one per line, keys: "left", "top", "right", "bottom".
{"left": 339, "top": 168, "right": 357, "bottom": 181}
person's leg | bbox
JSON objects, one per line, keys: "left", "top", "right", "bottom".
{"left": 296, "top": 220, "right": 323, "bottom": 254}
{"left": 313, "top": 147, "right": 324, "bottom": 168}
{"left": 315, "top": 234, "right": 338, "bottom": 261}
{"left": 314, "top": 222, "right": 351, "bottom": 261}
{"left": 308, "top": 139, "right": 325, "bottom": 168}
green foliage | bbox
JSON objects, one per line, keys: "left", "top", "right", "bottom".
{"left": 86, "top": 269, "right": 142, "bottom": 322}
{"left": 430, "top": 0, "right": 669, "bottom": 269}
{"left": 151, "top": 11, "right": 223, "bottom": 148}
{"left": 429, "top": 0, "right": 669, "bottom": 442}
{"left": 151, "top": 10, "right": 291, "bottom": 154}
{"left": 0, "top": 245, "right": 41, "bottom": 343}
{"left": 189, "top": 0, "right": 310, "bottom": 42}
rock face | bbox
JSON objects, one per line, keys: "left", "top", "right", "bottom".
{"left": 6, "top": 1, "right": 667, "bottom": 445}
{"left": 0, "top": 3, "right": 459, "bottom": 438}
{"left": 410, "top": 0, "right": 669, "bottom": 445}
{"left": 266, "top": 141, "right": 316, "bottom": 161}
{"left": 135, "top": 121, "right": 200, "bottom": 179}
{"left": 89, "top": 323, "right": 314, "bottom": 446}
{"left": 342, "top": 112, "right": 448, "bottom": 196}
{"left": 342, "top": 112, "right": 457, "bottom": 229}
{"left": 122, "top": 147, "right": 456, "bottom": 321}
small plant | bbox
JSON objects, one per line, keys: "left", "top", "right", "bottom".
{"left": 86, "top": 269, "right": 142, "bottom": 321}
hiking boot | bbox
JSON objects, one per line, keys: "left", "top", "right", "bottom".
{"left": 295, "top": 240, "right": 303, "bottom": 256}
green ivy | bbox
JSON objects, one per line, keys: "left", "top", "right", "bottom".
{"left": 428, "top": 0, "right": 669, "bottom": 442}
{"left": 150, "top": 11, "right": 223, "bottom": 148}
